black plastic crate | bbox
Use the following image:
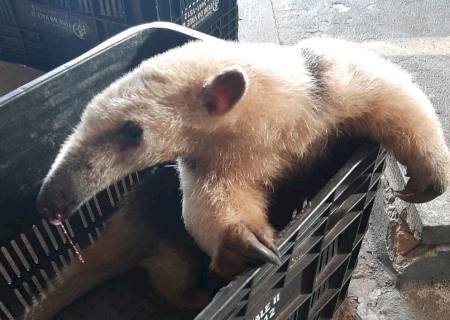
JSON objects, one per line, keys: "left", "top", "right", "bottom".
{"left": 0, "top": 24, "right": 386, "bottom": 320}
{"left": 198, "top": 143, "right": 386, "bottom": 320}
{"left": 0, "top": 0, "right": 238, "bottom": 70}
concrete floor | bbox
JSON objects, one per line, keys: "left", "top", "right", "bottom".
{"left": 237, "top": 0, "right": 450, "bottom": 319}
{"left": 349, "top": 182, "right": 450, "bottom": 320}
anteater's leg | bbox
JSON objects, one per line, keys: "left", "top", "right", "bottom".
{"left": 301, "top": 38, "right": 450, "bottom": 203}
{"left": 180, "top": 173, "right": 279, "bottom": 280}
{"left": 140, "top": 241, "right": 210, "bottom": 310}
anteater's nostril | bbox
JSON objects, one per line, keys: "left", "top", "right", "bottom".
{"left": 48, "top": 213, "right": 63, "bottom": 226}
{"left": 37, "top": 177, "right": 76, "bottom": 224}
{"left": 36, "top": 188, "right": 68, "bottom": 223}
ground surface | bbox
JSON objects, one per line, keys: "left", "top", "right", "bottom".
{"left": 238, "top": 1, "right": 450, "bottom": 319}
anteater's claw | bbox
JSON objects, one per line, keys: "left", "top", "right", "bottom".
{"left": 247, "top": 236, "right": 281, "bottom": 266}
{"left": 211, "top": 221, "right": 278, "bottom": 279}
{"left": 395, "top": 186, "right": 442, "bottom": 203}
{"left": 394, "top": 175, "right": 445, "bottom": 204}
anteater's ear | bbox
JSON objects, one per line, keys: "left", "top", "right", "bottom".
{"left": 201, "top": 67, "right": 247, "bottom": 116}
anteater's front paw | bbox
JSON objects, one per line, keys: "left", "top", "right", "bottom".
{"left": 210, "top": 222, "right": 280, "bottom": 279}
{"left": 395, "top": 156, "right": 450, "bottom": 203}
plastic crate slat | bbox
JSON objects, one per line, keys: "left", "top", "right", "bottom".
{"left": 323, "top": 194, "right": 365, "bottom": 239}
{"left": 338, "top": 277, "right": 352, "bottom": 305}
{"left": 291, "top": 234, "right": 323, "bottom": 265}
{"left": 259, "top": 214, "right": 326, "bottom": 288}
{"left": 219, "top": 289, "right": 252, "bottom": 320}
{"left": 332, "top": 174, "right": 372, "bottom": 210}
{"left": 21, "top": 280, "right": 34, "bottom": 301}
{"left": 343, "top": 267, "right": 355, "bottom": 287}
{"left": 375, "top": 150, "right": 387, "bottom": 169}
{"left": 77, "top": 209, "right": 88, "bottom": 228}
{"left": 50, "top": 260, "right": 61, "bottom": 276}
{"left": 277, "top": 144, "right": 378, "bottom": 253}
{"left": 39, "top": 219, "right": 59, "bottom": 251}
{"left": 284, "top": 252, "right": 320, "bottom": 290}
{"left": 39, "top": 268, "right": 52, "bottom": 289}
{"left": 262, "top": 272, "right": 286, "bottom": 294}
{"left": 249, "top": 258, "right": 288, "bottom": 296}
{"left": 321, "top": 210, "right": 361, "bottom": 251}
{"left": 330, "top": 192, "right": 365, "bottom": 217}
{"left": 244, "top": 289, "right": 284, "bottom": 320}
{"left": 281, "top": 238, "right": 323, "bottom": 285}
{"left": 374, "top": 156, "right": 385, "bottom": 171}
{"left": 243, "top": 253, "right": 320, "bottom": 320}
{"left": 351, "top": 229, "right": 367, "bottom": 253}
{"left": 279, "top": 202, "right": 331, "bottom": 254}
{"left": 0, "top": 262, "right": 11, "bottom": 285}
{"left": 62, "top": 220, "right": 74, "bottom": 238}
{"left": 0, "top": 247, "right": 21, "bottom": 278}
{"left": 54, "top": 225, "right": 67, "bottom": 245}
{"left": 19, "top": 233, "right": 39, "bottom": 265}
{"left": 365, "top": 190, "right": 378, "bottom": 208}
{"left": 369, "top": 172, "right": 382, "bottom": 189}
{"left": 92, "top": 195, "right": 103, "bottom": 217}
{"left": 313, "top": 253, "right": 349, "bottom": 291}
{"left": 9, "top": 240, "right": 30, "bottom": 272}
{"left": 279, "top": 219, "right": 324, "bottom": 265}
{"left": 31, "top": 274, "right": 44, "bottom": 293}
{"left": 0, "top": 301, "right": 14, "bottom": 320}
{"left": 58, "top": 254, "right": 68, "bottom": 268}
{"left": 332, "top": 153, "right": 377, "bottom": 201}
{"left": 277, "top": 294, "right": 311, "bottom": 320}
{"left": 353, "top": 233, "right": 365, "bottom": 249}
{"left": 198, "top": 272, "right": 258, "bottom": 320}
{"left": 84, "top": 201, "right": 96, "bottom": 223}
{"left": 240, "top": 259, "right": 286, "bottom": 306}
{"left": 14, "top": 286, "right": 29, "bottom": 309}
{"left": 309, "top": 288, "right": 340, "bottom": 319}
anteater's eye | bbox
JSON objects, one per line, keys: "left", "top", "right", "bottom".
{"left": 118, "top": 121, "right": 143, "bottom": 147}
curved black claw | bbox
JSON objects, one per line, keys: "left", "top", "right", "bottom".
{"left": 394, "top": 176, "right": 445, "bottom": 204}
{"left": 394, "top": 186, "right": 442, "bottom": 203}
{"left": 211, "top": 222, "right": 280, "bottom": 279}
{"left": 264, "top": 236, "right": 281, "bottom": 258}
{"left": 247, "top": 235, "right": 281, "bottom": 266}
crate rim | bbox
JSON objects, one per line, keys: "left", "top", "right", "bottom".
{"left": 0, "top": 22, "right": 221, "bottom": 108}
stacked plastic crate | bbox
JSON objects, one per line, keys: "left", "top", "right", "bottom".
{"left": 0, "top": 0, "right": 238, "bottom": 70}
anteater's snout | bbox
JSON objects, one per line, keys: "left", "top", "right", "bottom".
{"left": 36, "top": 176, "right": 77, "bottom": 225}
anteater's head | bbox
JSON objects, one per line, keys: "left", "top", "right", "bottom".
{"left": 36, "top": 41, "right": 250, "bottom": 224}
